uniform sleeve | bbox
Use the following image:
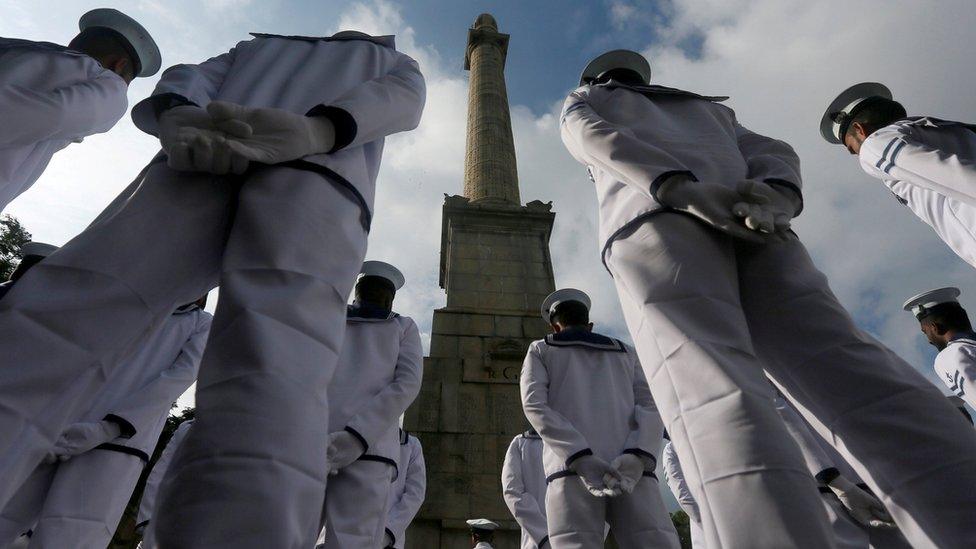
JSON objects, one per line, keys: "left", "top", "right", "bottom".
{"left": 130, "top": 47, "right": 238, "bottom": 135}
{"left": 559, "top": 87, "right": 694, "bottom": 202}
{"left": 345, "top": 319, "right": 424, "bottom": 452}
{"left": 309, "top": 51, "right": 426, "bottom": 152}
{"left": 662, "top": 442, "right": 700, "bottom": 523}
{"left": 501, "top": 437, "right": 549, "bottom": 547}
{"left": 520, "top": 343, "right": 591, "bottom": 467}
{"left": 735, "top": 123, "right": 804, "bottom": 213}
{"left": 0, "top": 64, "right": 126, "bottom": 147}
{"left": 136, "top": 420, "right": 193, "bottom": 527}
{"left": 387, "top": 438, "right": 426, "bottom": 549}
{"left": 772, "top": 393, "right": 835, "bottom": 479}
{"left": 623, "top": 352, "right": 664, "bottom": 464}
{"left": 105, "top": 314, "right": 210, "bottom": 437}
{"left": 936, "top": 346, "right": 976, "bottom": 410}
{"left": 860, "top": 124, "right": 976, "bottom": 208}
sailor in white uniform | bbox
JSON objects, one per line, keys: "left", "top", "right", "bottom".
{"left": 903, "top": 287, "right": 976, "bottom": 409}
{"left": 0, "top": 242, "right": 58, "bottom": 301}
{"left": 822, "top": 83, "right": 976, "bottom": 270}
{"left": 502, "top": 428, "right": 550, "bottom": 549}
{"left": 521, "top": 288, "right": 678, "bottom": 549}
{"left": 661, "top": 440, "right": 705, "bottom": 549}
{"left": 0, "top": 8, "right": 160, "bottom": 212}
{"left": 0, "top": 29, "right": 425, "bottom": 549}
{"left": 561, "top": 50, "right": 976, "bottom": 548}
{"left": 468, "top": 519, "right": 500, "bottom": 549}
{"left": 318, "top": 261, "right": 423, "bottom": 549}
{"left": 383, "top": 429, "right": 426, "bottom": 549}
{"left": 0, "top": 298, "right": 209, "bottom": 548}
{"left": 134, "top": 419, "right": 193, "bottom": 549}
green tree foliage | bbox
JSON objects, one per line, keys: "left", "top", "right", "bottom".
{"left": 0, "top": 215, "right": 31, "bottom": 280}
{"left": 671, "top": 510, "right": 692, "bottom": 549}
{"left": 109, "top": 406, "right": 195, "bottom": 549}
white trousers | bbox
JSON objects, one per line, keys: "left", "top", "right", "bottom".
{"left": 319, "top": 460, "right": 394, "bottom": 549}
{"left": 607, "top": 214, "right": 976, "bottom": 549}
{"left": 545, "top": 474, "right": 679, "bottom": 549}
{"left": 689, "top": 519, "right": 705, "bottom": 549}
{"left": 0, "top": 162, "right": 367, "bottom": 548}
{"left": 153, "top": 166, "right": 368, "bottom": 549}
{"left": 0, "top": 448, "right": 142, "bottom": 549}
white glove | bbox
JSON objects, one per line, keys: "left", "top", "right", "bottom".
{"left": 731, "top": 180, "right": 799, "bottom": 234}
{"left": 206, "top": 101, "right": 337, "bottom": 164}
{"left": 327, "top": 431, "right": 365, "bottom": 475}
{"left": 158, "top": 105, "right": 252, "bottom": 174}
{"left": 655, "top": 175, "right": 765, "bottom": 243}
{"left": 569, "top": 454, "right": 620, "bottom": 497}
{"left": 46, "top": 420, "right": 122, "bottom": 462}
{"left": 606, "top": 453, "right": 646, "bottom": 494}
{"left": 828, "top": 476, "right": 896, "bottom": 529}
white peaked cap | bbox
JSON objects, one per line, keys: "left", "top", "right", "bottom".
{"left": 579, "top": 49, "right": 651, "bottom": 86}
{"left": 541, "top": 288, "right": 591, "bottom": 323}
{"left": 466, "top": 519, "right": 500, "bottom": 531}
{"left": 820, "top": 82, "right": 892, "bottom": 144}
{"left": 902, "top": 287, "right": 961, "bottom": 319}
{"left": 79, "top": 8, "right": 161, "bottom": 77}
{"left": 20, "top": 242, "right": 58, "bottom": 257}
{"left": 359, "top": 260, "right": 405, "bottom": 290}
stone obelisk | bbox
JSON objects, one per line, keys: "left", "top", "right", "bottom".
{"left": 403, "top": 13, "right": 557, "bottom": 549}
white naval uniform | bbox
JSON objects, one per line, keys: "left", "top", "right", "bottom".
{"left": 561, "top": 80, "right": 976, "bottom": 549}
{"left": 0, "top": 32, "right": 425, "bottom": 549}
{"left": 135, "top": 419, "right": 193, "bottom": 549}
{"left": 320, "top": 307, "right": 423, "bottom": 549}
{"left": 384, "top": 430, "right": 426, "bottom": 549}
{"left": 502, "top": 431, "right": 549, "bottom": 549}
{"left": 520, "top": 329, "right": 679, "bottom": 549}
{"left": 859, "top": 117, "right": 976, "bottom": 270}
{"left": 0, "top": 307, "right": 209, "bottom": 548}
{"left": 933, "top": 332, "right": 976, "bottom": 409}
{"left": 0, "top": 38, "right": 127, "bottom": 212}
{"left": 661, "top": 442, "right": 705, "bottom": 549}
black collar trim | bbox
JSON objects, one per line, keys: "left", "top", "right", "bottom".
{"left": 347, "top": 304, "right": 399, "bottom": 322}
{"left": 544, "top": 330, "right": 626, "bottom": 352}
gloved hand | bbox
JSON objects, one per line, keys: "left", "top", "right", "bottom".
{"left": 46, "top": 420, "right": 122, "bottom": 463}
{"left": 569, "top": 454, "right": 620, "bottom": 497}
{"left": 158, "top": 105, "right": 252, "bottom": 174}
{"left": 655, "top": 175, "right": 765, "bottom": 243}
{"left": 206, "top": 101, "right": 337, "bottom": 164}
{"left": 731, "top": 180, "right": 799, "bottom": 234}
{"left": 828, "top": 476, "right": 896, "bottom": 529}
{"left": 605, "top": 453, "right": 646, "bottom": 494}
{"left": 327, "top": 431, "right": 365, "bottom": 475}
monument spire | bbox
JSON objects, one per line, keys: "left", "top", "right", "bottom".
{"left": 462, "top": 13, "right": 520, "bottom": 205}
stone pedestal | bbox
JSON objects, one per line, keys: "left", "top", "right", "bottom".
{"left": 403, "top": 196, "right": 555, "bottom": 549}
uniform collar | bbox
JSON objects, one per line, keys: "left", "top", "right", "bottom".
{"left": 347, "top": 302, "right": 398, "bottom": 322}
{"left": 595, "top": 80, "right": 729, "bottom": 103}
{"left": 544, "top": 328, "right": 626, "bottom": 352}
{"left": 249, "top": 32, "right": 395, "bottom": 49}
{"left": 399, "top": 429, "right": 410, "bottom": 445}
{"left": 948, "top": 331, "right": 976, "bottom": 344}
{"left": 173, "top": 303, "right": 201, "bottom": 315}
{"left": 522, "top": 429, "right": 541, "bottom": 439}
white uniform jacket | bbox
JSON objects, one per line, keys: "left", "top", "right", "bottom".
{"left": 559, "top": 80, "right": 801, "bottom": 266}
{"left": 82, "top": 308, "right": 210, "bottom": 461}
{"left": 520, "top": 328, "right": 664, "bottom": 480}
{"left": 0, "top": 38, "right": 127, "bottom": 211}
{"left": 130, "top": 32, "right": 425, "bottom": 231}
{"left": 136, "top": 419, "right": 193, "bottom": 530}
{"left": 934, "top": 332, "right": 976, "bottom": 409}
{"left": 662, "top": 441, "right": 700, "bottom": 523}
{"left": 328, "top": 306, "right": 423, "bottom": 468}
{"left": 860, "top": 117, "right": 976, "bottom": 269}
{"left": 502, "top": 431, "right": 549, "bottom": 549}
{"left": 386, "top": 430, "right": 426, "bottom": 549}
